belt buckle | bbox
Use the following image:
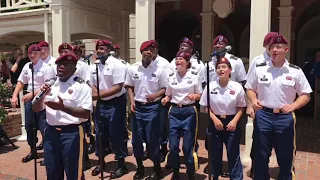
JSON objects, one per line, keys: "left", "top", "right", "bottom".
{"left": 221, "top": 115, "right": 226, "bottom": 119}
{"left": 273, "top": 109, "right": 280, "bottom": 113}
{"left": 142, "top": 102, "right": 147, "bottom": 105}
{"left": 55, "top": 128, "right": 62, "bottom": 131}
{"left": 178, "top": 104, "right": 182, "bottom": 108}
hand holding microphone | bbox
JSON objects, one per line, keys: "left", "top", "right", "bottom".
{"left": 32, "top": 78, "right": 56, "bottom": 104}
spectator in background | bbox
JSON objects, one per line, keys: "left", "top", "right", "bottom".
{"left": 8, "top": 48, "right": 30, "bottom": 86}
{"left": 1, "top": 55, "right": 11, "bottom": 83}
{"left": 303, "top": 51, "right": 320, "bottom": 90}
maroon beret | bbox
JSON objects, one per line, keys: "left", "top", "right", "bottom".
{"left": 55, "top": 54, "right": 78, "bottom": 64}
{"left": 96, "top": 39, "right": 112, "bottom": 50}
{"left": 175, "top": 51, "right": 191, "bottom": 61}
{"left": 179, "top": 37, "right": 194, "bottom": 48}
{"left": 263, "top": 32, "right": 278, "bottom": 47}
{"left": 212, "top": 35, "right": 228, "bottom": 46}
{"left": 58, "top": 43, "right": 72, "bottom": 53}
{"left": 216, "top": 57, "right": 231, "bottom": 67}
{"left": 28, "top": 44, "right": 41, "bottom": 54}
{"left": 112, "top": 44, "right": 120, "bottom": 50}
{"left": 140, "top": 40, "right": 158, "bottom": 53}
{"left": 38, "top": 41, "right": 49, "bottom": 48}
{"left": 269, "top": 34, "right": 288, "bottom": 47}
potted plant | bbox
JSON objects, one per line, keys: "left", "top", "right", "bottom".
{"left": 0, "top": 104, "right": 7, "bottom": 124}
{"left": 0, "top": 83, "right": 13, "bottom": 108}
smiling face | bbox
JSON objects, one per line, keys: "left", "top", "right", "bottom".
{"left": 216, "top": 63, "right": 232, "bottom": 79}
{"left": 213, "top": 41, "right": 227, "bottom": 51}
{"left": 28, "top": 51, "right": 41, "bottom": 63}
{"left": 175, "top": 56, "right": 190, "bottom": 71}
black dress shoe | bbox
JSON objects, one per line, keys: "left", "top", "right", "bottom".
{"left": 143, "top": 150, "right": 148, "bottom": 161}
{"left": 36, "top": 140, "right": 44, "bottom": 150}
{"left": 171, "top": 169, "right": 180, "bottom": 180}
{"left": 111, "top": 166, "right": 128, "bottom": 179}
{"left": 212, "top": 176, "right": 219, "bottom": 180}
{"left": 145, "top": 172, "right": 162, "bottom": 180}
{"left": 133, "top": 166, "right": 144, "bottom": 180}
{"left": 40, "top": 160, "right": 45, "bottom": 166}
{"left": 91, "top": 163, "right": 104, "bottom": 176}
{"left": 88, "top": 144, "right": 95, "bottom": 154}
{"left": 187, "top": 173, "right": 195, "bottom": 180}
{"left": 83, "top": 160, "right": 91, "bottom": 171}
{"left": 203, "top": 165, "right": 209, "bottom": 174}
{"left": 22, "top": 152, "right": 35, "bottom": 163}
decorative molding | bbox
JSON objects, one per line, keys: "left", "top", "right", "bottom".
{"left": 212, "top": 0, "right": 234, "bottom": 19}
{"left": 277, "top": 6, "right": 294, "bottom": 17}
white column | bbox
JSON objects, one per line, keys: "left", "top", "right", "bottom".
{"left": 129, "top": 14, "right": 136, "bottom": 64}
{"left": 243, "top": 0, "right": 272, "bottom": 162}
{"left": 135, "top": 0, "right": 155, "bottom": 62}
{"left": 278, "top": 6, "right": 293, "bottom": 61}
{"left": 51, "top": 0, "right": 71, "bottom": 58}
{"left": 17, "top": 91, "right": 26, "bottom": 141}
{"left": 120, "top": 10, "right": 130, "bottom": 62}
{"left": 200, "top": 0, "right": 214, "bottom": 61}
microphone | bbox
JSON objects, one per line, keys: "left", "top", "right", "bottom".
{"left": 95, "top": 51, "right": 115, "bottom": 64}
{"left": 84, "top": 52, "right": 93, "bottom": 60}
{"left": 29, "top": 63, "right": 33, "bottom": 70}
{"left": 31, "top": 78, "right": 56, "bottom": 104}
{"left": 210, "top": 45, "right": 232, "bottom": 57}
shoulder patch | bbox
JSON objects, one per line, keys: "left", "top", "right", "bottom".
{"left": 191, "top": 71, "right": 198, "bottom": 75}
{"left": 169, "top": 73, "right": 174, "bottom": 77}
{"left": 121, "top": 60, "right": 127, "bottom": 64}
{"left": 230, "top": 55, "right": 238, "bottom": 60}
{"left": 256, "top": 62, "right": 267, "bottom": 67}
{"left": 74, "top": 77, "right": 85, "bottom": 84}
{"left": 289, "top": 63, "right": 300, "bottom": 69}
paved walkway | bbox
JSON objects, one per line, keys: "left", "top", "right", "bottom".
{"left": 1, "top": 116, "right": 320, "bottom": 180}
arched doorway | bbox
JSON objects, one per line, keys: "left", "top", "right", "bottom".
{"left": 295, "top": 3, "right": 320, "bottom": 117}
{"left": 157, "top": 10, "right": 200, "bottom": 61}
{"left": 295, "top": 3, "right": 320, "bottom": 68}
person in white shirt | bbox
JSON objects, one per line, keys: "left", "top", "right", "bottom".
{"left": 32, "top": 54, "right": 92, "bottom": 180}
{"left": 89, "top": 39, "right": 128, "bottom": 178}
{"left": 11, "top": 44, "right": 51, "bottom": 163}
{"left": 38, "top": 41, "right": 56, "bottom": 66}
{"left": 204, "top": 35, "right": 246, "bottom": 85}
{"left": 125, "top": 40, "right": 168, "bottom": 180}
{"left": 245, "top": 34, "right": 312, "bottom": 180}
{"left": 245, "top": 31, "right": 278, "bottom": 178}
{"left": 161, "top": 51, "right": 203, "bottom": 180}
{"left": 169, "top": 37, "right": 205, "bottom": 82}
{"left": 200, "top": 57, "right": 246, "bottom": 180}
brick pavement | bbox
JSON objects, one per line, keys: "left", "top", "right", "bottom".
{"left": 1, "top": 116, "right": 320, "bottom": 180}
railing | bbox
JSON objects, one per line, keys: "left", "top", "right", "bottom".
{"left": 0, "top": 0, "right": 49, "bottom": 13}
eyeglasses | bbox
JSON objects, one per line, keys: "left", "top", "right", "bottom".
{"left": 56, "top": 62, "right": 75, "bottom": 68}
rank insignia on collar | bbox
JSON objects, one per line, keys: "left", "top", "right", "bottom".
{"left": 260, "top": 75, "right": 268, "bottom": 81}
{"left": 68, "top": 89, "right": 73, "bottom": 94}
{"left": 152, "top": 73, "right": 156, "bottom": 77}
{"left": 211, "top": 91, "right": 217, "bottom": 94}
